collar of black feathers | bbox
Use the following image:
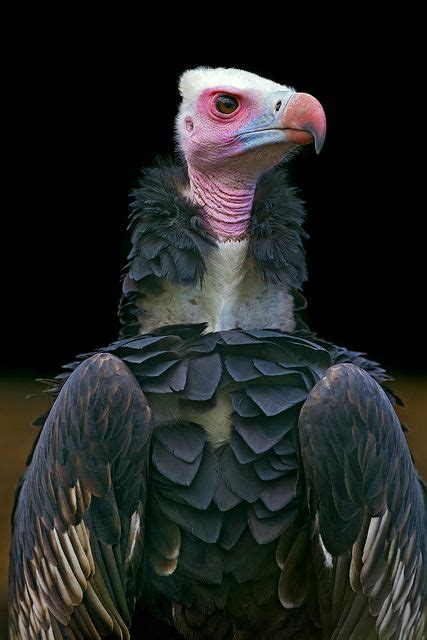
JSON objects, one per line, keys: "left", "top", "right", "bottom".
{"left": 122, "top": 162, "right": 308, "bottom": 297}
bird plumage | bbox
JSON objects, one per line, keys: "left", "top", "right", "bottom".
{"left": 9, "top": 67, "right": 425, "bottom": 639}
{"left": 120, "top": 164, "right": 307, "bottom": 337}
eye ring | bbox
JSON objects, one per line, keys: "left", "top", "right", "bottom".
{"left": 215, "top": 94, "right": 240, "bottom": 115}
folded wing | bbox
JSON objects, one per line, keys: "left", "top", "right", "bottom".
{"left": 299, "top": 363, "right": 425, "bottom": 639}
{"left": 9, "top": 353, "right": 153, "bottom": 639}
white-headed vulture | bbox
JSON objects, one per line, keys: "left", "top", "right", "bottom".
{"left": 8, "top": 68, "right": 425, "bottom": 639}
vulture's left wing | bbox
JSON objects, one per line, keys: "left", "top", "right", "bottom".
{"left": 299, "top": 363, "right": 425, "bottom": 639}
{"left": 9, "top": 353, "right": 153, "bottom": 639}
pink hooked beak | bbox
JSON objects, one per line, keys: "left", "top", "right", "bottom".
{"left": 281, "top": 92, "right": 327, "bottom": 153}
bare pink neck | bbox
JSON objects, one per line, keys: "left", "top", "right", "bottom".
{"left": 188, "top": 166, "right": 256, "bottom": 239}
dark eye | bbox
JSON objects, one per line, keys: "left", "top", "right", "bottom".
{"left": 215, "top": 94, "right": 239, "bottom": 115}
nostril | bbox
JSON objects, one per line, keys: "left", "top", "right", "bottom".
{"left": 185, "top": 118, "right": 194, "bottom": 133}
{"left": 275, "top": 100, "right": 282, "bottom": 112}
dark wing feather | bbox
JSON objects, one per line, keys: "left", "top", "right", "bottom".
{"left": 9, "top": 353, "right": 153, "bottom": 639}
{"left": 299, "top": 363, "right": 425, "bottom": 639}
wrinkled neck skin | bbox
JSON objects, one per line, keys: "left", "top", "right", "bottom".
{"left": 187, "top": 165, "right": 257, "bottom": 240}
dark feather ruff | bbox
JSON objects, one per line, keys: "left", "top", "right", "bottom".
{"left": 119, "top": 162, "right": 308, "bottom": 337}
{"left": 248, "top": 167, "right": 308, "bottom": 287}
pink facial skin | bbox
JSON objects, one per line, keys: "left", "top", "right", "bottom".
{"left": 180, "top": 86, "right": 324, "bottom": 240}
{"left": 182, "top": 87, "right": 282, "bottom": 240}
{"left": 182, "top": 87, "right": 259, "bottom": 169}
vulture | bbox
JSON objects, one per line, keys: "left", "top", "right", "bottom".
{"left": 9, "top": 67, "right": 425, "bottom": 640}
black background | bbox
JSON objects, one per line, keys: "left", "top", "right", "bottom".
{"left": 2, "top": 7, "right": 424, "bottom": 373}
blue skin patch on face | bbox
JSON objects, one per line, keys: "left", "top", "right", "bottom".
{"left": 238, "top": 128, "right": 288, "bottom": 151}
{"left": 235, "top": 91, "right": 295, "bottom": 151}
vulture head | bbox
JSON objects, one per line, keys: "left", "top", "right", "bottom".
{"left": 176, "top": 67, "right": 326, "bottom": 238}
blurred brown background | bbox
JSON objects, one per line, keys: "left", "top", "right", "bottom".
{"left": 0, "top": 376, "right": 51, "bottom": 634}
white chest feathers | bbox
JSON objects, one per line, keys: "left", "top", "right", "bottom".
{"left": 137, "top": 239, "right": 296, "bottom": 333}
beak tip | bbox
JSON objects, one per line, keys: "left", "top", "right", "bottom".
{"left": 310, "top": 126, "right": 326, "bottom": 154}
{"left": 315, "top": 137, "right": 325, "bottom": 154}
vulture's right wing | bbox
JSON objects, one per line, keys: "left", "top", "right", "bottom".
{"left": 299, "top": 363, "right": 425, "bottom": 639}
{"left": 9, "top": 353, "right": 153, "bottom": 639}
